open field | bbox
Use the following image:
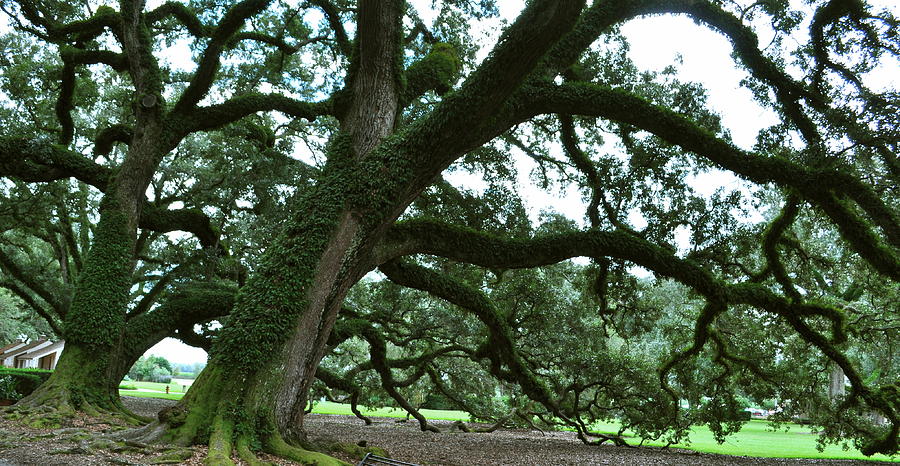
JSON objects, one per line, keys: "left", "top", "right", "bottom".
{"left": 635, "top": 420, "right": 898, "bottom": 462}
{"left": 118, "top": 379, "right": 193, "bottom": 400}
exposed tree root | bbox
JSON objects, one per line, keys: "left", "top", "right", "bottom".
{"left": 267, "top": 434, "right": 351, "bottom": 466}
{"left": 5, "top": 381, "right": 147, "bottom": 429}
{"left": 116, "top": 413, "right": 389, "bottom": 465}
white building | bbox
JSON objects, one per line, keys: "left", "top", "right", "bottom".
{"left": 15, "top": 340, "right": 65, "bottom": 370}
{"left": 0, "top": 339, "right": 65, "bottom": 370}
{"left": 0, "top": 340, "right": 28, "bottom": 366}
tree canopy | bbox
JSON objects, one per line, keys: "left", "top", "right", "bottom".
{"left": 0, "top": 0, "right": 898, "bottom": 464}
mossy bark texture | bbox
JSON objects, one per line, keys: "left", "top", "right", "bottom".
{"left": 114, "top": 1, "right": 585, "bottom": 463}
{"left": 15, "top": 200, "right": 141, "bottom": 422}
{"left": 20, "top": 86, "right": 174, "bottom": 420}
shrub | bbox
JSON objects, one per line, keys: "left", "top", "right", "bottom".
{"left": 422, "top": 392, "right": 455, "bottom": 411}
{"left": 0, "top": 375, "right": 18, "bottom": 401}
{"left": 0, "top": 368, "right": 52, "bottom": 400}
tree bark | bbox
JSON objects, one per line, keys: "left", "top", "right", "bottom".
{"left": 153, "top": 1, "right": 407, "bottom": 457}
{"left": 828, "top": 362, "right": 846, "bottom": 399}
{"left": 17, "top": 114, "right": 174, "bottom": 417}
{"left": 137, "top": 1, "right": 585, "bottom": 463}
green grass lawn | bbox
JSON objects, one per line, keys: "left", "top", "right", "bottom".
{"left": 631, "top": 420, "right": 898, "bottom": 462}
{"left": 121, "top": 380, "right": 191, "bottom": 392}
{"left": 120, "top": 390, "right": 184, "bottom": 400}
{"left": 114, "top": 394, "right": 899, "bottom": 462}
{"left": 118, "top": 379, "right": 191, "bottom": 400}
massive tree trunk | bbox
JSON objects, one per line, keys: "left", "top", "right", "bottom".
{"left": 12, "top": 0, "right": 193, "bottom": 411}
{"left": 131, "top": 1, "right": 585, "bottom": 463}
{"left": 16, "top": 238, "right": 233, "bottom": 424}
{"left": 15, "top": 116, "right": 172, "bottom": 420}
{"left": 144, "top": 4, "right": 405, "bottom": 463}
{"left": 14, "top": 202, "right": 143, "bottom": 422}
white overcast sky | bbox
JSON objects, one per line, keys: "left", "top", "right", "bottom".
{"left": 148, "top": 0, "right": 897, "bottom": 364}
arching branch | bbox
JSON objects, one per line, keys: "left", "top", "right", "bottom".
{"left": 308, "top": 0, "right": 351, "bottom": 56}
{"left": 520, "top": 81, "right": 900, "bottom": 279}
{"left": 357, "top": 321, "right": 440, "bottom": 433}
{"left": 146, "top": 1, "right": 210, "bottom": 37}
{"left": 14, "top": 1, "right": 120, "bottom": 43}
{"left": 314, "top": 368, "right": 372, "bottom": 425}
{"left": 171, "top": 0, "right": 273, "bottom": 113}
{"left": 180, "top": 94, "right": 330, "bottom": 135}
{"left": 230, "top": 32, "right": 330, "bottom": 54}
{"left": 0, "top": 139, "right": 222, "bottom": 248}
{"left": 94, "top": 124, "right": 134, "bottom": 157}
{"left": 379, "top": 259, "right": 616, "bottom": 444}
{"left": 762, "top": 195, "right": 803, "bottom": 301}
{"left": 123, "top": 282, "right": 235, "bottom": 363}
{"left": 0, "top": 247, "right": 65, "bottom": 316}
{"left": 0, "top": 280, "right": 63, "bottom": 336}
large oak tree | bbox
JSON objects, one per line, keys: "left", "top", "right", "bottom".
{"left": 1, "top": 0, "right": 898, "bottom": 464}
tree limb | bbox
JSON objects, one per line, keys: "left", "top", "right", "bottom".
{"left": 171, "top": 0, "right": 273, "bottom": 113}
{"left": 0, "top": 280, "right": 63, "bottom": 336}
{"left": 519, "top": 81, "right": 900, "bottom": 279}
{"left": 179, "top": 94, "right": 329, "bottom": 135}
{"left": 308, "top": 0, "right": 351, "bottom": 56}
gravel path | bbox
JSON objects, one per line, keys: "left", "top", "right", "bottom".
{"left": 122, "top": 395, "right": 177, "bottom": 418}
{"left": 0, "top": 397, "right": 893, "bottom": 465}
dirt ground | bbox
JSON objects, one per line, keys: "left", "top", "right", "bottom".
{"left": 0, "top": 397, "right": 893, "bottom": 465}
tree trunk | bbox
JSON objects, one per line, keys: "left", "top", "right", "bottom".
{"left": 828, "top": 362, "right": 846, "bottom": 400}
{"left": 146, "top": 3, "right": 407, "bottom": 463}
{"left": 144, "top": 179, "right": 380, "bottom": 465}
{"left": 14, "top": 198, "right": 138, "bottom": 420}
{"left": 16, "top": 119, "right": 171, "bottom": 420}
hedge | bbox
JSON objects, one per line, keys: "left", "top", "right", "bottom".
{"left": 0, "top": 368, "right": 52, "bottom": 400}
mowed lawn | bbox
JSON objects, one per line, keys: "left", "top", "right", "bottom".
{"left": 634, "top": 420, "right": 899, "bottom": 462}
{"left": 116, "top": 392, "right": 899, "bottom": 462}
{"left": 119, "top": 379, "right": 193, "bottom": 400}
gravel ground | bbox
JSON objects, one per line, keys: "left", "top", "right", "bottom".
{"left": 0, "top": 397, "right": 893, "bottom": 465}
{"left": 305, "top": 415, "right": 892, "bottom": 466}
{"left": 122, "top": 395, "right": 177, "bottom": 419}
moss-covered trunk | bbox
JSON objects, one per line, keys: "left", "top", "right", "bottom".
{"left": 142, "top": 161, "right": 382, "bottom": 464}
{"left": 13, "top": 198, "right": 140, "bottom": 421}
{"left": 149, "top": 8, "right": 406, "bottom": 460}
{"left": 17, "top": 117, "right": 171, "bottom": 420}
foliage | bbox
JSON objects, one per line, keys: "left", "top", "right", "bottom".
{"left": 0, "top": 290, "right": 52, "bottom": 342}
{"left": 0, "top": 0, "right": 898, "bottom": 463}
{"left": 0, "top": 375, "right": 18, "bottom": 401}
{"left": 128, "top": 355, "right": 175, "bottom": 383}
{"left": 0, "top": 368, "right": 52, "bottom": 400}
